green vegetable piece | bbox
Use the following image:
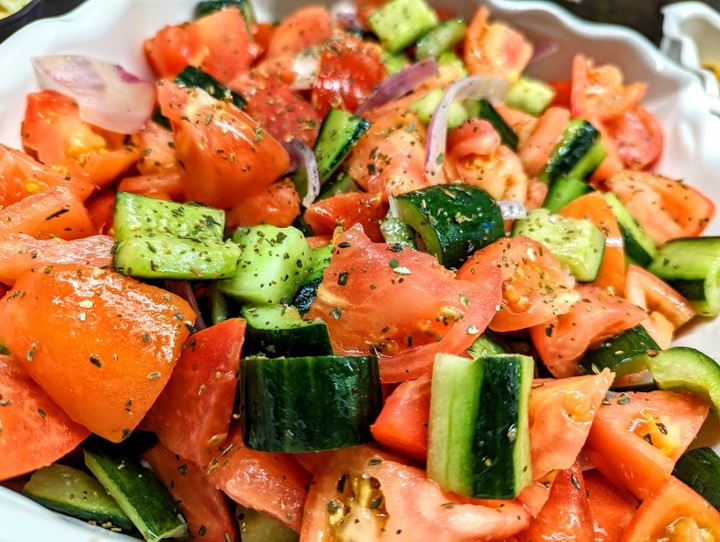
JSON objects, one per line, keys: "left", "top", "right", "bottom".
{"left": 580, "top": 324, "right": 659, "bottom": 377}
{"left": 504, "top": 76, "right": 556, "bottom": 116}
{"left": 411, "top": 87, "right": 468, "bottom": 128}
{"left": 381, "top": 51, "right": 410, "bottom": 75}
{"left": 540, "top": 119, "right": 605, "bottom": 184}
{"left": 367, "top": 0, "right": 439, "bottom": 53}
{"left": 603, "top": 192, "right": 657, "bottom": 267}
{"left": 542, "top": 176, "right": 592, "bottom": 212}
{"left": 415, "top": 18, "right": 466, "bottom": 60}
{"left": 218, "top": 224, "right": 312, "bottom": 305}
{"left": 23, "top": 464, "right": 134, "bottom": 532}
{"left": 175, "top": 66, "right": 247, "bottom": 109}
{"left": 195, "top": 0, "right": 254, "bottom": 24}
{"left": 83, "top": 446, "right": 187, "bottom": 542}
{"left": 113, "top": 191, "right": 240, "bottom": 280}
{"left": 236, "top": 504, "right": 299, "bottom": 542}
{"left": 466, "top": 331, "right": 507, "bottom": 359}
{"left": 673, "top": 447, "right": 720, "bottom": 511}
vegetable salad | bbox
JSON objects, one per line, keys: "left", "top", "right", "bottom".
{"left": 1, "top": 0, "right": 720, "bottom": 541}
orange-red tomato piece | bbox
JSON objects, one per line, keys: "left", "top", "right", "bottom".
{"left": 225, "top": 178, "right": 301, "bottom": 230}
{"left": 303, "top": 192, "right": 387, "bottom": 243}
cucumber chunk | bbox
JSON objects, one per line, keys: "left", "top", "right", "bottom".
{"left": 604, "top": 192, "right": 657, "bottom": 267}
{"left": 648, "top": 236, "right": 720, "bottom": 316}
{"left": 512, "top": 208, "right": 606, "bottom": 282}
{"left": 415, "top": 18, "right": 466, "bottom": 60}
{"left": 113, "top": 191, "right": 240, "bottom": 280}
{"left": 241, "top": 303, "right": 333, "bottom": 358}
{"left": 476, "top": 98, "right": 518, "bottom": 150}
{"left": 22, "top": 464, "right": 134, "bottom": 533}
{"left": 428, "top": 353, "right": 533, "bottom": 499}
{"left": 242, "top": 355, "right": 383, "bottom": 452}
{"left": 504, "top": 76, "right": 556, "bottom": 116}
{"left": 218, "top": 224, "right": 312, "bottom": 305}
{"left": 175, "top": 65, "right": 247, "bottom": 109}
{"left": 542, "top": 176, "right": 592, "bottom": 213}
{"left": 367, "top": 0, "right": 439, "bottom": 53}
{"left": 646, "top": 346, "right": 720, "bottom": 415}
{"left": 580, "top": 324, "right": 659, "bottom": 377}
{"left": 83, "top": 446, "right": 187, "bottom": 542}
{"left": 540, "top": 119, "right": 605, "bottom": 184}
{"left": 410, "top": 87, "right": 469, "bottom": 128}
{"left": 394, "top": 184, "right": 504, "bottom": 269}
{"left": 673, "top": 447, "right": 720, "bottom": 511}
{"left": 236, "top": 504, "right": 299, "bottom": 542}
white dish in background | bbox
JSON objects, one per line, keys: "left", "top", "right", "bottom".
{"left": 661, "top": 1, "right": 720, "bottom": 114}
{"left": 1, "top": 0, "right": 720, "bottom": 540}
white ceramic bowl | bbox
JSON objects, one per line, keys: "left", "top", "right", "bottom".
{"left": 1, "top": 1, "right": 720, "bottom": 540}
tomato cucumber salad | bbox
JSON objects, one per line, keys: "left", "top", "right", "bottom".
{"left": 1, "top": 0, "right": 720, "bottom": 540}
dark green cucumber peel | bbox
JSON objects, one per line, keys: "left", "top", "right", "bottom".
{"left": 580, "top": 324, "right": 660, "bottom": 377}
{"left": 428, "top": 353, "right": 533, "bottom": 499}
{"left": 414, "top": 18, "right": 466, "bottom": 60}
{"left": 603, "top": 192, "right": 657, "bottom": 268}
{"left": 22, "top": 464, "right": 134, "bottom": 533}
{"left": 394, "top": 184, "right": 504, "bottom": 269}
{"left": 540, "top": 119, "right": 604, "bottom": 184}
{"left": 195, "top": 0, "right": 254, "bottom": 24}
{"left": 477, "top": 99, "right": 518, "bottom": 150}
{"left": 113, "top": 191, "right": 240, "bottom": 280}
{"left": 242, "top": 355, "right": 383, "bottom": 452}
{"left": 542, "top": 176, "right": 592, "bottom": 213}
{"left": 83, "top": 445, "right": 187, "bottom": 542}
{"left": 673, "top": 447, "right": 720, "bottom": 511}
{"left": 175, "top": 66, "right": 247, "bottom": 109}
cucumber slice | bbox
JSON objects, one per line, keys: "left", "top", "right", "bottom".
{"left": 367, "top": 0, "right": 439, "bottom": 53}
{"left": 476, "top": 99, "right": 518, "bottom": 150}
{"left": 113, "top": 191, "right": 240, "bottom": 280}
{"left": 394, "top": 184, "right": 504, "bottom": 268}
{"left": 242, "top": 355, "right": 383, "bottom": 452}
{"left": 22, "top": 464, "right": 134, "bottom": 533}
{"left": 540, "top": 119, "right": 605, "bottom": 184}
{"left": 315, "top": 172, "right": 361, "bottom": 201}
{"left": 415, "top": 18, "right": 466, "bottom": 60}
{"left": 381, "top": 51, "right": 410, "bottom": 75}
{"left": 236, "top": 504, "right": 299, "bottom": 542}
{"left": 648, "top": 237, "right": 720, "bottom": 316}
{"left": 410, "top": 87, "right": 469, "bottom": 128}
{"left": 504, "top": 76, "right": 556, "bottom": 116}
{"left": 175, "top": 65, "right": 247, "bottom": 109}
{"left": 646, "top": 346, "right": 720, "bottom": 415}
{"left": 673, "top": 447, "right": 720, "bottom": 511}
{"left": 195, "top": 0, "right": 254, "bottom": 24}
{"left": 580, "top": 324, "right": 659, "bottom": 377}
{"left": 542, "top": 176, "right": 592, "bottom": 213}
{"left": 428, "top": 353, "right": 533, "bottom": 499}
{"left": 241, "top": 303, "right": 333, "bottom": 358}
{"left": 512, "top": 208, "right": 606, "bottom": 282}
{"left": 218, "top": 224, "right": 312, "bottom": 305}
{"left": 604, "top": 192, "right": 657, "bottom": 267}
{"left": 466, "top": 331, "right": 507, "bottom": 359}
{"left": 83, "top": 446, "right": 187, "bottom": 542}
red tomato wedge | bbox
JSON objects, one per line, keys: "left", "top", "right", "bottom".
{"left": 208, "top": 425, "right": 311, "bottom": 532}
{"left": 134, "top": 120, "right": 177, "bottom": 175}
{"left": 301, "top": 445, "right": 531, "bottom": 541}
{"left": 157, "top": 81, "right": 290, "bottom": 209}
{"left": 264, "top": 5, "right": 332, "bottom": 60}
{"left": 142, "top": 442, "right": 238, "bottom": 542}
{"left": 0, "top": 233, "right": 113, "bottom": 286}
{"left": 604, "top": 170, "right": 715, "bottom": 245}
{"left": 518, "top": 463, "right": 594, "bottom": 542}
{"left": 604, "top": 105, "right": 663, "bottom": 171}
{"left": 144, "top": 6, "right": 258, "bottom": 82}
{"left": 463, "top": 6, "right": 533, "bottom": 82}
{"left": 0, "top": 144, "right": 94, "bottom": 207}
{"left": 117, "top": 171, "right": 186, "bottom": 202}
{"left": 370, "top": 374, "right": 431, "bottom": 461}
{"left": 0, "top": 264, "right": 194, "bottom": 442}
{"left": 225, "top": 178, "right": 300, "bottom": 229}
{"left": 558, "top": 191, "right": 626, "bottom": 295}
{"left": 0, "top": 354, "right": 90, "bottom": 482}
{"left": 22, "top": 90, "right": 141, "bottom": 187}
{"left": 303, "top": 192, "right": 387, "bottom": 242}
{"left": 622, "top": 477, "right": 720, "bottom": 541}
{"left": 85, "top": 189, "right": 115, "bottom": 235}
{"left": 584, "top": 390, "right": 710, "bottom": 501}
{"left": 0, "top": 185, "right": 96, "bottom": 240}
{"left": 528, "top": 369, "right": 614, "bottom": 480}
{"left": 457, "top": 236, "right": 578, "bottom": 333}
{"left": 311, "top": 31, "right": 386, "bottom": 117}
{"left": 141, "top": 318, "right": 245, "bottom": 465}
{"left": 583, "top": 469, "right": 638, "bottom": 542}
{"left": 307, "top": 228, "right": 501, "bottom": 382}
{"left": 529, "top": 284, "right": 647, "bottom": 378}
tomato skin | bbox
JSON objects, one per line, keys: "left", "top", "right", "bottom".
{"left": 208, "top": 425, "right": 311, "bottom": 532}
{"left": 0, "top": 264, "right": 194, "bottom": 442}
{"left": 529, "top": 284, "right": 647, "bottom": 378}
{"left": 0, "top": 354, "right": 90, "bottom": 482}
{"left": 604, "top": 105, "right": 663, "bottom": 171}
{"left": 265, "top": 5, "right": 332, "bottom": 60}
{"left": 85, "top": 189, "right": 116, "bottom": 235}
{"left": 370, "top": 374, "right": 431, "bottom": 461}
{"left": 303, "top": 192, "right": 387, "bottom": 242}
{"left": 517, "top": 106, "right": 571, "bottom": 179}
{"left": 519, "top": 463, "right": 594, "bottom": 542}
{"left": 307, "top": 228, "right": 501, "bottom": 382}
{"left": 157, "top": 81, "right": 290, "bottom": 209}
{"left": 528, "top": 370, "right": 614, "bottom": 480}
{"left": 117, "top": 171, "right": 186, "bottom": 202}
{"left": 458, "top": 236, "right": 579, "bottom": 333}
{"left": 584, "top": 390, "right": 709, "bottom": 501}
{"left": 623, "top": 477, "right": 720, "bottom": 541}
{"left": 144, "top": 22, "right": 203, "bottom": 79}
{"left": 583, "top": 469, "right": 638, "bottom": 542}
{"left": 141, "top": 318, "right": 245, "bottom": 465}
{"left": 302, "top": 445, "right": 531, "bottom": 541}
{"left": 225, "top": 178, "right": 300, "bottom": 229}
{"left": 312, "top": 32, "right": 387, "bottom": 117}
{"left": 0, "top": 233, "right": 113, "bottom": 286}
{"left": 142, "top": 442, "right": 238, "bottom": 542}
{"left": 22, "top": 90, "right": 141, "bottom": 187}
{"left": 135, "top": 120, "right": 177, "bottom": 175}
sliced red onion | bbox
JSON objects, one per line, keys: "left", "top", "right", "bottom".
{"left": 530, "top": 41, "right": 559, "bottom": 63}
{"left": 498, "top": 200, "right": 527, "bottom": 220}
{"left": 290, "top": 46, "right": 321, "bottom": 91}
{"left": 424, "top": 76, "right": 508, "bottom": 185}
{"left": 32, "top": 55, "right": 155, "bottom": 134}
{"left": 164, "top": 280, "right": 207, "bottom": 331}
{"left": 283, "top": 140, "right": 320, "bottom": 207}
{"left": 331, "top": 1, "right": 363, "bottom": 32}
{"left": 356, "top": 57, "right": 440, "bottom": 115}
